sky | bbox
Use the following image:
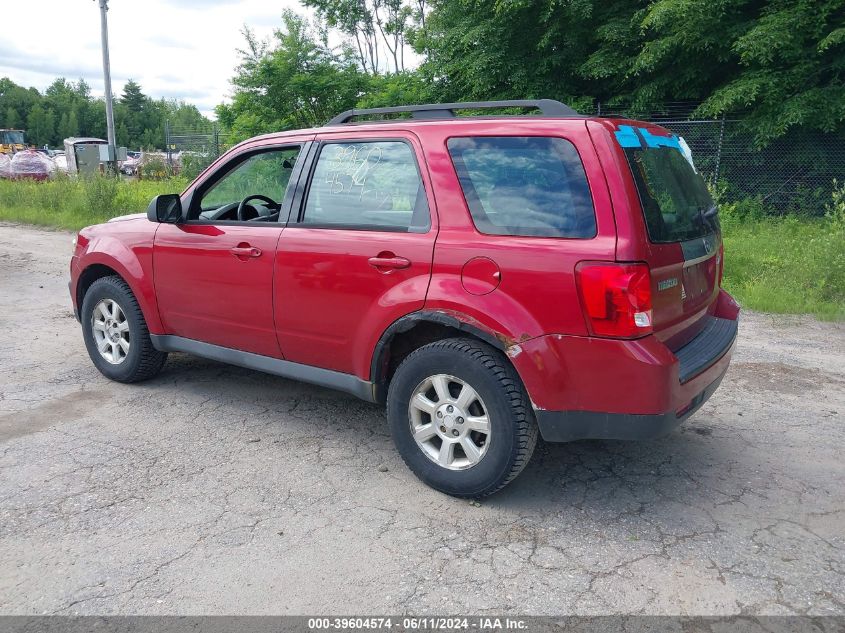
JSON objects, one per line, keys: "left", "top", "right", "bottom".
{"left": 0, "top": 0, "right": 305, "bottom": 118}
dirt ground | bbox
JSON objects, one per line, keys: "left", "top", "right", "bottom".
{"left": 0, "top": 222, "right": 843, "bottom": 616}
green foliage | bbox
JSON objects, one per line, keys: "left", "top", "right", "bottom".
{"left": 710, "top": 180, "right": 765, "bottom": 224}
{"left": 26, "top": 104, "right": 55, "bottom": 146}
{"left": 413, "top": 0, "right": 845, "bottom": 146}
{"left": 217, "top": 11, "right": 370, "bottom": 141}
{"left": 694, "top": 0, "right": 845, "bottom": 145}
{"left": 181, "top": 152, "right": 217, "bottom": 180}
{"left": 355, "top": 71, "right": 434, "bottom": 108}
{"left": 302, "top": 0, "right": 418, "bottom": 74}
{"left": 0, "top": 175, "right": 187, "bottom": 230}
{"left": 720, "top": 188, "right": 845, "bottom": 320}
{"left": 139, "top": 156, "right": 173, "bottom": 180}
{"left": 0, "top": 76, "right": 211, "bottom": 150}
{"left": 82, "top": 174, "right": 120, "bottom": 216}
{"left": 825, "top": 180, "right": 845, "bottom": 230}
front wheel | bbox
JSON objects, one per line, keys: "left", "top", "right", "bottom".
{"left": 387, "top": 338, "right": 538, "bottom": 498}
{"left": 80, "top": 275, "right": 167, "bottom": 383}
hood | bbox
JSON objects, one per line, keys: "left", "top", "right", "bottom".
{"left": 107, "top": 213, "right": 146, "bottom": 223}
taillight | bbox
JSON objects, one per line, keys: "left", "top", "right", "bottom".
{"left": 576, "top": 262, "right": 653, "bottom": 338}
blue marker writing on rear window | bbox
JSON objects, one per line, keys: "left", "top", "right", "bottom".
{"left": 614, "top": 125, "right": 683, "bottom": 153}
{"left": 614, "top": 125, "right": 642, "bottom": 148}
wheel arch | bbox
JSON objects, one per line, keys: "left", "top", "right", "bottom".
{"left": 76, "top": 263, "right": 120, "bottom": 314}
{"left": 75, "top": 252, "right": 163, "bottom": 333}
{"left": 371, "top": 310, "right": 513, "bottom": 404}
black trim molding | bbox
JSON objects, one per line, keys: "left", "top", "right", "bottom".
{"left": 535, "top": 368, "right": 728, "bottom": 443}
{"left": 150, "top": 335, "right": 376, "bottom": 402}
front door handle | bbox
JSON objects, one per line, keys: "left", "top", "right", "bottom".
{"left": 230, "top": 245, "right": 262, "bottom": 259}
{"left": 368, "top": 255, "right": 411, "bottom": 271}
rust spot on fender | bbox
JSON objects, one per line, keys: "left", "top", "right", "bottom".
{"left": 432, "top": 309, "right": 523, "bottom": 352}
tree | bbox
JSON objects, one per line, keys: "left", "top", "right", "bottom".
{"left": 26, "top": 104, "right": 54, "bottom": 146}
{"left": 56, "top": 108, "right": 81, "bottom": 142}
{"left": 693, "top": 0, "right": 845, "bottom": 144}
{"left": 121, "top": 79, "right": 146, "bottom": 113}
{"left": 0, "top": 78, "right": 40, "bottom": 131}
{"left": 419, "top": 0, "right": 845, "bottom": 145}
{"left": 303, "top": 0, "right": 425, "bottom": 73}
{"left": 0, "top": 75, "right": 213, "bottom": 149}
{"left": 355, "top": 70, "right": 433, "bottom": 108}
{"left": 303, "top": 0, "right": 381, "bottom": 73}
{"left": 219, "top": 10, "right": 369, "bottom": 140}
{"left": 373, "top": 0, "right": 413, "bottom": 73}
{"left": 4, "top": 107, "right": 19, "bottom": 129}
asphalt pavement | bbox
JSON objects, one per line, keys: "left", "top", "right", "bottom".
{"left": 0, "top": 222, "right": 843, "bottom": 615}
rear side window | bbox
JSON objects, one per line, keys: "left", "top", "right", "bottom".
{"left": 624, "top": 146, "right": 720, "bottom": 243}
{"left": 302, "top": 141, "right": 430, "bottom": 232}
{"left": 447, "top": 136, "right": 596, "bottom": 238}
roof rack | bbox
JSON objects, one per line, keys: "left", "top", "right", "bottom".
{"left": 326, "top": 99, "right": 579, "bottom": 126}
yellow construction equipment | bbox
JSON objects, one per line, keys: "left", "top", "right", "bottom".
{"left": 0, "top": 129, "right": 27, "bottom": 154}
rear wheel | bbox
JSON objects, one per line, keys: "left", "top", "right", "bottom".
{"left": 387, "top": 338, "right": 538, "bottom": 497}
{"left": 81, "top": 276, "right": 167, "bottom": 383}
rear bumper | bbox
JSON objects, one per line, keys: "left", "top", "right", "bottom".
{"left": 510, "top": 290, "right": 739, "bottom": 442}
{"left": 535, "top": 366, "right": 728, "bottom": 441}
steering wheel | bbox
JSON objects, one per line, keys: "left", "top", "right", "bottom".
{"left": 237, "top": 194, "right": 278, "bottom": 221}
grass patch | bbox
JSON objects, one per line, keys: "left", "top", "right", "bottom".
{"left": 721, "top": 210, "right": 844, "bottom": 321}
{"left": 0, "top": 175, "right": 187, "bottom": 231}
{"left": 0, "top": 176, "right": 842, "bottom": 320}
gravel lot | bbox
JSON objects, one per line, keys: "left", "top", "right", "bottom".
{"left": 0, "top": 222, "right": 843, "bottom": 616}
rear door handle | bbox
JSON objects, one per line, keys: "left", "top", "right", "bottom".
{"left": 230, "top": 245, "right": 262, "bottom": 259}
{"left": 368, "top": 255, "right": 411, "bottom": 271}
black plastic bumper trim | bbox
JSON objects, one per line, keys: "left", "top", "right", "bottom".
{"left": 675, "top": 316, "right": 738, "bottom": 383}
{"left": 535, "top": 368, "right": 727, "bottom": 442}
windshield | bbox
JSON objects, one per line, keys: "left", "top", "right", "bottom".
{"left": 625, "top": 146, "right": 719, "bottom": 243}
{"left": 1, "top": 131, "right": 25, "bottom": 145}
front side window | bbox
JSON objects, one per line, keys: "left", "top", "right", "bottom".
{"left": 195, "top": 147, "right": 300, "bottom": 222}
{"left": 301, "top": 141, "right": 429, "bottom": 232}
{"left": 447, "top": 136, "right": 596, "bottom": 238}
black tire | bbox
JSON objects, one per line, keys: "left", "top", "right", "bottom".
{"left": 80, "top": 275, "right": 167, "bottom": 383}
{"left": 387, "top": 337, "right": 538, "bottom": 498}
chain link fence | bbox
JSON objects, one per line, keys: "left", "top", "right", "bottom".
{"left": 589, "top": 102, "right": 844, "bottom": 215}
{"left": 163, "top": 122, "right": 233, "bottom": 180}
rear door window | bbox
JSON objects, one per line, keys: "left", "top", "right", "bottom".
{"left": 624, "top": 145, "right": 720, "bottom": 243}
{"left": 447, "top": 136, "right": 596, "bottom": 238}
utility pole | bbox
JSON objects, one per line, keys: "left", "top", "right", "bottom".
{"left": 97, "top": 0, "right": 117, "bottom": 173}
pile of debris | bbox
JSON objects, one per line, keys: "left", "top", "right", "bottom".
{"left": 11, "top": 150, "right": 57, "bottom": 180}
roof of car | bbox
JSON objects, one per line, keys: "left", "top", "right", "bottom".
{"left": 230, "top": 100, "right": 663, "bottom": 151}
{"left": 240, "top": 115, "right": 649, "bottom": 146}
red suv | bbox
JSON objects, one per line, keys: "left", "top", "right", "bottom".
{"left": 70, "top": 100, "right": 739, "bottom": 497}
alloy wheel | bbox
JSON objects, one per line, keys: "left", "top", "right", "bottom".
{"left": 408, "top": 374, "right": 491, "bottom": 470}
{"left": 91, "top": 298, "right": 130, "bottom": 365}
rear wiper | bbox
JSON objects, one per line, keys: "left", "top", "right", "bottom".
{"left": 694, "top": 204, "right": 718, "bottom": 229}
{"left": 702, "top": 203, "right": 718, "bottom": 219}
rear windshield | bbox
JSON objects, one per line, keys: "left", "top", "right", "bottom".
{"left": 625, "top": 146, "right": 719, "bottom": 243}
{"left": 447, "top": 136, "right": 596, "bottom": 238}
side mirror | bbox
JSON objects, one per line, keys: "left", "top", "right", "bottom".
{"left": 147, "top": 194, "right": 182, "bottom": 224}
